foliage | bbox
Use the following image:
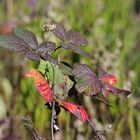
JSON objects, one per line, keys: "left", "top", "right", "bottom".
{"left": 0, "top": 0, "right": 139, "bottom": 140}
{"left": 0, "top": 22, "right": 132, "bottom": 140}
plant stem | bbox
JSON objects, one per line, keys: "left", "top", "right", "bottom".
{"left": 54, "top": 46, "right": 61, "bottom": 52}
{"left": 23, "top": 116, "right": 46, "bottom": 140}
{"left": 50, "top": 62, "right": 55, "bottom": 140}
{"left": 51, "top": 101, "right": 55, "bottom": 140}
{"left": 87, "top": 119, "right": 104, "bottom": 140}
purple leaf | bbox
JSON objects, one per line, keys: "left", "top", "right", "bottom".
{"left": 38, "top": 42, "right": 47, "bottom": 53}
{"left": 72, "top": 64, "right": 102, "bottom": 95}
{"left": 98, "top": 67, "right": 108, "bottom": 78}
{"left": 67, "top": 30, "right": 88, "bottom": 46}
{"left": 52, "top": 23, "right": 67, "bottom": 41}
{"left": 70, "top": 46, "right": 93, "bottom": 59}
{"left": 41, "top": 54, "right": 58, "bottom": 64}
{"left": 0, "top": 34, "right": 30, "bottom": 52}
{"left": 38, "top": 41, "right": 56, "bottom": 53}
{"left": 25, "top": 51, "right": 40, "bottom": 60}
{"left": 14, "top": 27, "right": 38, "bottom": 50}
{"left": 105, "top": 84, "right": 132, "bottom": 97}
{"left": 61, "top": 41, "right": 72, "bottom": 49}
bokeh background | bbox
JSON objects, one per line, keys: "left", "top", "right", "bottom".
{"left": 0, "top": 0, "right": 140, "bottom": 140}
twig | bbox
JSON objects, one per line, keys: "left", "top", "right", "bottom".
{"left": 51, "top": 101, "right": 55, "bottom": 140}
{"left": 23, "top": 116, "right": 46, "bottom": 140}
{"left": 54, "top": 46, "right": 61, "bottom": 52}
{"left": 50, "top": 62, "right": 55, "bottom": 140}
{"left": 87, "top": 119, "right": 104, "bottom": 140}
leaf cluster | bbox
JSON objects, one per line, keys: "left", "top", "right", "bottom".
{"left": 0, "top": 23, "right": 132, "bottom": 139}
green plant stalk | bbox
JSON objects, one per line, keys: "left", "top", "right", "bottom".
{"left": 50, "top": 63, "right": 55, "bottom": 140}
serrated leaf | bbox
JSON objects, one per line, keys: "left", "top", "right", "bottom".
{"left": 37, "top": 60, "right": 73, "bottom": 98}
{"left": 61, "top": 40, "right": 92, "bottom": 58}
{"left": 38, "top": 41, "right": 56, "bottom": 53}
{"left": 62, "top": 100, "right": 89, "bottom": 123}
{"left": 25, "top": 69, "right": 53, "bottom": 103}
{"left": 70, "top": 46, "right": 93, "bottom": 59}
{"left": 72, "top": 64, "right": 102, "bottom": 95}
{"left": 37, "top": 59, "right": 54, "bottom": 82}
{"left": 59, "top": 61, "right": 72, "bottom": 75}
{"left": 41, "top": 54, "right": 57, "bottom": 64}
{"left": 0, "top": 34, "right": 29, "bottom": 52}
{"left": 53, "top": 64, "right": 73, "bottom": 98}
{"left": 52, "top": 23, "right": 67, "bottom": 41}
{"left": 105, "top": 84, "right": 132, "bottom": 97}
{"left": 14, "top": 27, "right": 38, "bottom": 49}
{"left": 25, "top": 51, "right": 40, "bottom": 60}
{"left": 98, "top": 67, "right": 117, "bottom": 85}
{"left": 61, "top": 41, "right": 72, "bottom": 49}
{"left": 67, "top": 30, "right": 88, "bottom": 46}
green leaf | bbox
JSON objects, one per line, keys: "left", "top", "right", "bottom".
{"left": 37, "top": 59, "right": 73, "bottom": 98}
{"left": 59, "top": 62, "right": 72, "bottom": 75}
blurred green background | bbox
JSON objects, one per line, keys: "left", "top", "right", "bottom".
{"left": 0, "top": 0, "right": 140, "bottom": 140}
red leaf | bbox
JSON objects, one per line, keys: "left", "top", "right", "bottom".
{"left": 62, "top": 100, "right": 89, "bottom": 123}
{"left": 25, "top": 69, "right": 53, "bottom": 103}
{"left": 98, "top": 67, "right": 117, "bottom": 85}
{"left": 99, "top": 75, "right": 117, "bottom": 85}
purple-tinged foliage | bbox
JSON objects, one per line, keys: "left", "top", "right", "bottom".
{"left": 105, "top": 84, "right": 132, "bottom": 97}
{"left": 52, "top": 23, "right": 67, "bottom": 41}
{"left": 0, "top": 28, "right": 57, "bottom": 62}
{"left": 14, "top": 27, "right": 38, "bottom": 50}
{"left": 72, "top": 64, "right": 102, "bottom": 95}
{"left": 72, "top": 64, "right": 131, "bottom": 98}
{"left": 66, "top": 30, "right": 88, "bottom": 46}
{"left": 39, "top": 42, "right": 56, "bottom": 53}
{"left": 98, "top": 67, "right": 117, "bottom": 85}
{"left": 0, "top": 34, "right": 29, "bottom": 52}
{"left": 25, "top": 51, "right": 40, "bottom": 60}
{"left": 43, "top": 23, "right": 92, "bottom": 58}
{"left": 0, "top": 23, "right": 132, "bottom": 140}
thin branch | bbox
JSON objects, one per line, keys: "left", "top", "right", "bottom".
{"left": 23, "top": 116, "right": 46, "bottom": 140}
{"left": 53, "top": 46, "right": 61, "bottom": 52}
{"left": 87, "top": 119, "right": 104, "bottom": 140}
{"left": 50, "top": 62, "right": 55, "bottom": 140}
{"left": 51, "top": 101, "right": 55, "bottom": 140}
